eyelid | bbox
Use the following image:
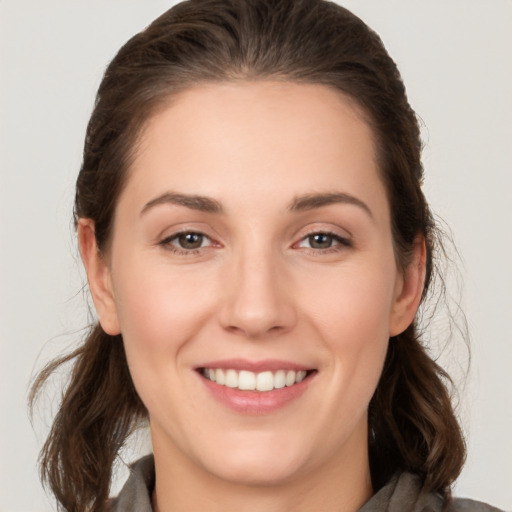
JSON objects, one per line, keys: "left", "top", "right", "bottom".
{"left": 158, "top": 228, "right": 220, "bottom": 255}
{"left": 155, "top": 224, "right": 351, "bottom": 255}
{"left": 155, "top": 220, "right": 220, "bottom": 245}
{"left": 160, "top": 229, "right": 208, "bottom": 243}
{"left": 296, "top": 223, "right": 351, "bottom": 241}
{"left": 298, "top": 231, "right": 350, "bottom": 245}
{"left": 292, "top": 226, "right": 353, "bottom": 254}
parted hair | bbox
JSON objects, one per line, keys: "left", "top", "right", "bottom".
{"left": 30, "top": 1, "right": 466, "bottom": 511}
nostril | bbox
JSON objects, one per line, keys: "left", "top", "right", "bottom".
{"left": 224, "top": 323, "right": 287, "bottom": 338}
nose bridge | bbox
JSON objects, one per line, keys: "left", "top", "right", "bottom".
{"left": 219, "top": 237, "right": 295, "bottom": 338}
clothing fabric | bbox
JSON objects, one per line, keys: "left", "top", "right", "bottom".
{"left": 109, "top": 455, "right": 503, "bottom": 512}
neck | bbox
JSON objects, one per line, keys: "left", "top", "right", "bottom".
{"left": 151, "top": 423, "right": 373, "bottom": 512}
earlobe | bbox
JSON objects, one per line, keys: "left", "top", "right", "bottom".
{"left": 389, "top": 236, "right": 427, "bottom": 337}
{"left": 77, "top": 219, "right": 121, "bottom": 335}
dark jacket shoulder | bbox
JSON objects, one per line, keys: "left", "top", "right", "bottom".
{"left": 451, "top": 498, "right": 505, "bottom": 512}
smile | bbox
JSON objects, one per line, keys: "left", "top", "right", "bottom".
{"left": 200, "top": 368, "right": 309, "bottom": 392}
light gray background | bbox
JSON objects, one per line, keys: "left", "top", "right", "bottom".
{"left": 1, "top": 1, "right": 511, "bottom": 511}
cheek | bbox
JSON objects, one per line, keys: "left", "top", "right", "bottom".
{"left": 299, "top": 258, "right": 396, "bottom": 400}
{"left": 111, "top": 258, "right": 219, "bottom": 419}
{"left": 323, "top": 284, "right": 390, "bottom": 396}
{"left": 110, "top": 256, "right": 221, "bottom": 382}
{"left": 302, "top": 257, "right": 397, "bottom": 341}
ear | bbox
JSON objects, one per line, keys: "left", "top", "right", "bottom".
{"left": 77, "top": 219, "right": 121, "bottom": 335}
{"left": 389, "top": 236, "right": 426, "bottom": 337}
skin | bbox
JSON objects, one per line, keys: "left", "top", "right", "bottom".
{"left": 79, "top": 82, "right": 425, "bottom": 512}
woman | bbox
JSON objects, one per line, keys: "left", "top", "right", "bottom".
{"left": 30, "top": 1, "right": 503, "bottom": 511}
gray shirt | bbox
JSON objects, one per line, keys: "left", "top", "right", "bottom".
{"left": 110, "top": 455, "right": 503, "bottom": 512}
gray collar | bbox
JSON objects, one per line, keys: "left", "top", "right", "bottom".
{"left": 109, "top": 455, "right": 501, "bottom": 512}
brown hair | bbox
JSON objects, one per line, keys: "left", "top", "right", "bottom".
{"left": 30, "top": 1, "right": 466, "bottom": 510}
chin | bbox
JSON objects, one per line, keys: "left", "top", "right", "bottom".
{"left": 197, "top": 433, "right": 310, "bottom": 486}
{"left": 207, "top": 454, "right": 305, "bottom": 487}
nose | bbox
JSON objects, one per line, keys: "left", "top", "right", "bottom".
{"left": 218, "top": 247, "right": 297, "bottom": 339}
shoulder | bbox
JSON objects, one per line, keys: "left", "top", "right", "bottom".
{"left": 108, "top": 455, "right": 155, "bottom": 512}
{"left": 450, "top": 498, "right": 505, "bottom": 512}
{"left": 359, "top": 472, "right": 505, "bottom": 512}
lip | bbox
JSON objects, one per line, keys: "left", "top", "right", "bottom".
{"left": 196, "top": 358, "right": 312, "bottom": 373}
{"left": 195, "top": 359, "right": 316, "bottom": 414}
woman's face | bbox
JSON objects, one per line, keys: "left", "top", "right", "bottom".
{"left": 83, "top": 82, "right": 422, "bottom": 487}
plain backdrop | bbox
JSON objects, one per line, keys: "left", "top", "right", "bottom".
{"left": 1, "top": 1, "right": 511, "bottom": 511}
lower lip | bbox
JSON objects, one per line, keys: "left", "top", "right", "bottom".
{"left": 199, "top": 373, "right": 314, "bottom": 414}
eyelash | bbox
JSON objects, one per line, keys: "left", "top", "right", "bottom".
{"left": 158, "top": 230, "right": 351, "bottom": 256}
{"left": 159, "top": 230, "right": 215, "bottom": 255}
{"left": 295, "top": 231, "right": 351, "bottom": 255}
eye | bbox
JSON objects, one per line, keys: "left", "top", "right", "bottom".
{"left": 296, "top": 232, "right": 350, "bottom": 251}
{"left": 175, "top": 232, "right": 207, "bottom": 249}
{"left": 160, "top": 231, "right": 213, "bottom": 252}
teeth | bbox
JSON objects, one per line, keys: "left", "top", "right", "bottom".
{"left": 225, "top": 369, "right": 238, "bottom": 388}
{"left": 296, "top": 370, "right": 307, "bottom": 383}
{"left": 256, "top": 371, "right": 274, "bottom": 391}
{"left": 274, "top": 370, "right": 286, "bottom": 389}
{"left": 202, "top": 368, "right": 310, "bottom": 392}
{"left": 215, "top": 368, "right": 225, "bottom": 385}
{"left": 238, "top": 370, "right": 256, "bottom": 390}
{"left": 285, "top": 370, "right": 296, "bottom": 387}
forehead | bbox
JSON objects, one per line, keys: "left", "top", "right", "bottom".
{"left": 122, "top": 81, "right": 387, "bottom": 218}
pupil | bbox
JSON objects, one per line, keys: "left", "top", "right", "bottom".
{"left": 310, "top": 233, "right": 332, "bottom": 249}
{"left": 179, "top": 233, "right": 203, "bottom": 249}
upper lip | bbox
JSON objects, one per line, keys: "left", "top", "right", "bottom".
{"left": 196, "top": 358, "right": 314, "bottom": 373}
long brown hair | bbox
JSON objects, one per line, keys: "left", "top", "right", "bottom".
{"left": 30, "top": 1, "right": 466, "bottom": 510}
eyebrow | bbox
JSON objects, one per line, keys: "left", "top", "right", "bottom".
{"left": 140, "top": 191, "right": 373, "bottom": 219}
{"left": 288, "top": 192, "right": 374, "bottom": 219}
{"left": 140, "top": 192, "right": 223, "bottom": 216}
